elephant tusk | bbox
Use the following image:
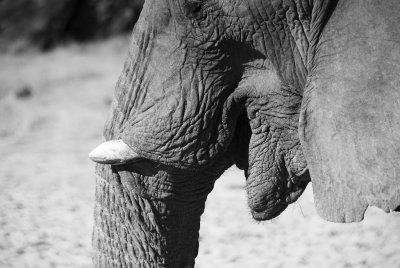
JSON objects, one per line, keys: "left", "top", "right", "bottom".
{"left": 89, "top": 140, "right": 141, "bottom": 165}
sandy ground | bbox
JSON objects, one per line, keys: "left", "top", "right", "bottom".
{"left": 0, "top": 37, "right": 399, "bottom": 268}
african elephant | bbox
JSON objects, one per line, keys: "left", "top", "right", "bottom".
{"left": 89, "top": 0, "right": 400, "bottom": 267}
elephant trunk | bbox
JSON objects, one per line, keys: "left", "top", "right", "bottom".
{"left": 93, "top": 164, "right": 213, "bottom": 268}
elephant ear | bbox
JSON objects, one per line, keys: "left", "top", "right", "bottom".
{"left": 299, "top": 0, "right": 400, "bottom": 222}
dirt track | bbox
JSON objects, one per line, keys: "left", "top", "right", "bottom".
{"left": 0, "top": 37, "right": 399, "bottom": 268}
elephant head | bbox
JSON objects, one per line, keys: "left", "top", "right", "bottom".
{"left": 90, "top": 0, "right": 400, "bottom": 266}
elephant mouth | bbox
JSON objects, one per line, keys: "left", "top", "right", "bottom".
{"left": 251, "top": 203, "right": 288, "bottom": 221}
{"left": 248, "top": 174, "right": 310, "bottom": 221}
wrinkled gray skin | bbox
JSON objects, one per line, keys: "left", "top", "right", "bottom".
{"left": 93, "top": 0, "right": 400, "bottom": 267}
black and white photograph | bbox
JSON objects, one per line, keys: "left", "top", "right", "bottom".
{"left": 1, "top": 0, "right": 399, "bottom": 267}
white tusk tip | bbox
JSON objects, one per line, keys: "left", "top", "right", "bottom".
{"left": 89, "top": 140, "right": 140, "bottom": 165}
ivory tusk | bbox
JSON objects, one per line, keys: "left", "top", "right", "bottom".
{"left": 89, "top": 140, "right": 140, "bottom": 165}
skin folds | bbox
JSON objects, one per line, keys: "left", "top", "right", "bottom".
{"left": 91, "top": 0, "right": 400, "bottom": 266}
{"left": 92, "top": 0, "right": 324, "bottom": 266}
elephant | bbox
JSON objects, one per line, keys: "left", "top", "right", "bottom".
{"left": 89, "top": 0, "right": 400, "bottom": 267}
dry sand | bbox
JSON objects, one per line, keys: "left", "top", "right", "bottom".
{"left": 0, "top": 37, "right": 399, "bottom": 268}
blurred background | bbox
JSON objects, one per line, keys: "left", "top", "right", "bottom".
{"left": 0, "top": 0, "right": 144, "bottom": 51}
{"left": 0, "top": 1, "right": 399, "bottom": 267}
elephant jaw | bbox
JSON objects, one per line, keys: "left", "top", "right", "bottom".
{"left": 246, "top": 169, "right": 309, "bottom": 221}
{"left": 250, "top": 185, "right": 308, "bottom": 221}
